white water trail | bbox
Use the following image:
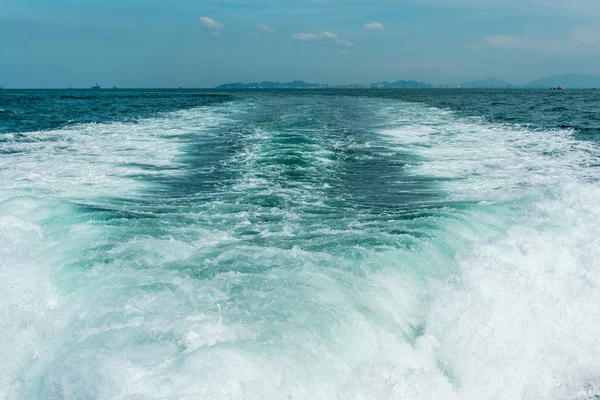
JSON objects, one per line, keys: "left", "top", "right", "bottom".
{"left": 377, "top": 103, "right": 600, "bottom": 399}
{"left": 2, "top": 98, "right": 600, "bottom": 399}
{"left": 0, "top": 107, "right": 230, "bottom": 399}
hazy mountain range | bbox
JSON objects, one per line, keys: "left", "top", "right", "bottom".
{"left": 460, "top": 74, "right": 600, "bottom": 88}
{"left": 460, "top": 78, "right": 513, "bottom": 88}
{"left": 215, "top": 81, "right": 323, "bottom": 89}
{"left": 215, "top": 74, "right": 600, "bottom": 89}
{"left": 215, "top": 80, "right": 432, "bottom": 89}
{"left": 525, "top": 74, "right": 600, "bottom": 88}
{"left": 369, "top": 80, "right": 431, "bottom": 89}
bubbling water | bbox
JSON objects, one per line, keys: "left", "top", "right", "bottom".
{"left": 2, "top": 96, "right": 600, "bottom": 399}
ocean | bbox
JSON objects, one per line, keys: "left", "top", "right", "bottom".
{"left": 1, "top": 88, "right": 600, "bottom": 399}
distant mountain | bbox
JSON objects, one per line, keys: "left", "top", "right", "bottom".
{"left": 215, "top": 80, "right": 433, "bottom": 89}
{"left": 214, "top": 74, "right": 600, "bottom": 90}
{"left": 460, "top": 78, "right": 513, "bottom": 88}
{"left": 215, "top": 80, "right": 322, "bottom": 89}
{"left": 333, "top": 84, "right": 369, "bottom": 89}
{"left": 525, "top": 74, "right": 600, "bottom": 88}
{"left": 369, "top": 80, "right": 431, "bottom": 88}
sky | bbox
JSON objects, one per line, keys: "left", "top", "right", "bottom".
{"left": 1, "top": 0, "right": 600, "bottom": 88}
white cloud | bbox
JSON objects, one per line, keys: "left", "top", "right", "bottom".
{"left": 486, "top": 24, "right": 600, "bottom": 53}
{"left": 293, "top": 33, "right": 318, "bottom": 41}
{"left": 402, "top": 0, "right": 600, "bottom": 18}
{"left": 250, "top": 32, "right": 261, "bottom": 39}
{"left": 199, "top": 17, "right": 223, "bottom": 30}
{"left": 320, "top": 31, "right": 339, "bottom": 40}
{"left": 257, "top": 24, "right": 275, "bottom": 33}
{"left": 568, "top": 25, "right": 600, "bottom": 46}
{"left": 319, "top": 31, "right": 354, "bottom": 47}
{"left": 331, "top": 39, "right": 354, "bottom": 47}
{"left": 528, "top": 0, "right": 600, "bottom": 17}
{"left": 293, "top": 31, "right": 354, "bottom": 47}
{"left": 364, "top": 22, "right": 385, "bottom": 31}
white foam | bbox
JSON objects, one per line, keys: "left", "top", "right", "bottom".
{"left": 0, "top": 108, "right": 230, "bottom": 202}
{"left": 4, "top": 97, "right": 600, "bottom": 399}
{"left": 0, "top": 214, "right": 60, "bottom": 400}
{"left": 0, "top": 106, "right": 233, "bottom": 398}
{"left": 375, "top": 102, "right": 600, "bottom": 398}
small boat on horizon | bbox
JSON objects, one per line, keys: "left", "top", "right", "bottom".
{"left": 91, "top": 83, "right": 101, "bottom": 90}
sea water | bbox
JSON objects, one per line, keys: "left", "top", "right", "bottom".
{"left": 1, "top": 89, "right": 600, "bottom": 399}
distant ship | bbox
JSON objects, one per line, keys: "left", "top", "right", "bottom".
{"left": 91, "top": 83, "right": 101, "bottom": 90}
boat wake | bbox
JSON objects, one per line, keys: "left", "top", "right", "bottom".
{"left": 1, "top": 95, "right": 600, "bottom": 399}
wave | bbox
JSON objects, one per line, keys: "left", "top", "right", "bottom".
{"left": 59, "top": 95, "right": 98, "bottom": 100}
{"left": 377, "top": 102, "right": 600, "bottom": 398}
{"left": 0, "top": 105, "right": 234, "bottom": 399}
{"left": 2, "top": 95, "right": 599, "bottom": 399}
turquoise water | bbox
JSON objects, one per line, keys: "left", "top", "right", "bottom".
{"left": 2, "top": 89, "right": 600, "bottom": 399}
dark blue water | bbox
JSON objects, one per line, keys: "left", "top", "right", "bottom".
{"left": 1, "top": 89, "right": 600, "bottom": 399}
{"left": 3, "top": 89, "right": 599, "bottom": 136}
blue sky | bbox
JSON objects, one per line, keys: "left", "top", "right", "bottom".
{"left": 1, "top": 0, "right": 599, "bottom": 88}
